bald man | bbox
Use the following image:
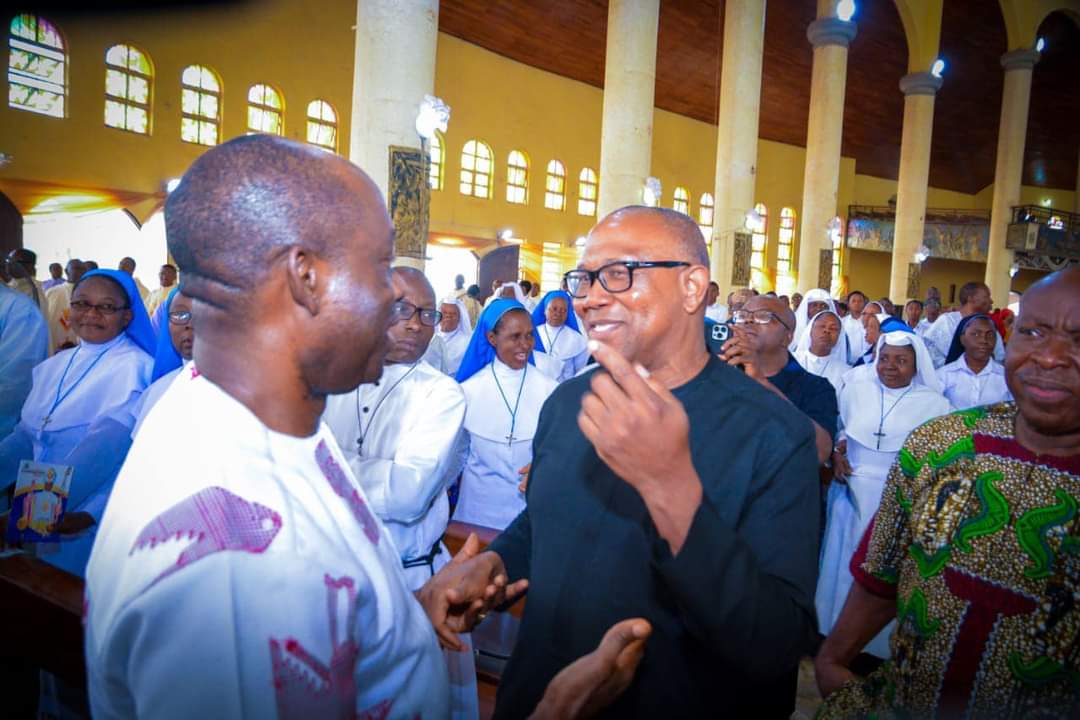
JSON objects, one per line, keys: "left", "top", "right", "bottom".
{"left": 720, "top": 294, "right": 838, "bottom": 462}
{"left": 816, "top": 267, "right": 1080, "bottom": 719}
{"left": 445, "top": 206, "right": 821, "bottom": 718}
{"left": 85, "top": 136, "right": 645, "bottom": 720}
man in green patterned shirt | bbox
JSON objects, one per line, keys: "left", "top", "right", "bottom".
{"left": 815, "top": 267, "right": 1080, "bottom": 719}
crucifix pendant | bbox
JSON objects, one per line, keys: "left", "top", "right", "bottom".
{"left": 506, "top": 434, "right": 515, "bottom": 447}
{"left": 874, "top": 430, "right": 886, "bottom": 449}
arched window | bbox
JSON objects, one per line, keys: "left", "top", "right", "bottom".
{"left": 428, "top": 131, "right": 444, "bottom": 190}
{"left": 750, "top": 202, "right": 768, "bottom": 280}
{"left": 306, "top": 99, "right": 337, "bottom": 152}
{"left": 776, "top": 207, "right": 796, "bottom": 294}
{"left": 698, "top": 192, "right": 714, "bottom": 240}
{"left": 673, "top": 186, "right": 690, "bottom": 215}
{"left": 104, "top": 44, "right": 152, "bottom": 134}
{"left": 577, "top": 167, "right": 598, "bottom": 216}
{"left": 506, "top": 150, "right": 528, "bottom": 204}
{"left": 180, "top": 64, "right": 221, "bottom": 146}
{"left": 8, "top": 14, "right": 66, "bottom": 117}
{"left": 460, "top": 140, "right": 493, "bottom": 198}
{"left": 544, "top": 160, "right": 566, "bottom": 211}
{"left": 830, "top": 216, "right": 844, "bottom": 295}
{"left": 247, "top": 83, "right": 283, "bottom": 136}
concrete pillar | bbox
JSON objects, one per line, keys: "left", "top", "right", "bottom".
{"left": 711, "top": 0, "right": 766, "bottom": 294}
{"left": 889, "top": 72, "right": 942, "bottom": 302}
{"left": 597, "top": 0, "right": 660, "bottom": 220}
{"left": 350, "top": 0, "right": 438, "bottom": 269}
{"left": 985, "top": 48, "right": 1039, "bottom": 307}
{"left": 796, "top": 16, "right": 857, "bottom": 293}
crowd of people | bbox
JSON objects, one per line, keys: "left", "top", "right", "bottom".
{"left": 0, "top": 134, "right": 1077, "bottom": 719}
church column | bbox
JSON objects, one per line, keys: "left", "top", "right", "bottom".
{"left": 796, "top": 14, "right": 857, "bottom": 293}
{"left": 985, "top": 49, "right": 1039, "bottom": 308}
{"left": 888, "top": 72, "right": 942, "bottom": 302}
{"left": 711, "top": 0, "right": 766, "bottom": 294}
{"left": 596, "top": 0, "right": 660, "bottom": 220}
{"left": 350, "top": 0, "right": 438, "bottom": 269}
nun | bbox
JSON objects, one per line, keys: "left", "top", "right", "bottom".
{"left": 792, "top": 309, "right": 847, "bottom": 398}
{"left": 937, "top": 312, "right": 1012, "bottom": 411}
{"left": 131, "top": 288, "right": 195, "bottom": 437}
{"left": 453, "top": 298, "right": 558, "bottom": 530}
{"left": 431, "top": 295, "right": 472, "bottom": 376}
{"left": 0, "top": 269, "right": 154, "bottom": 576}
{"left": 788, "top": 288, "right": 836, "bottom": 353}
{"left": 532, "top": 290, "right": 590, "bottom": 383}
{"left": 816, "top": 328, "right": 951, "bottom": 660}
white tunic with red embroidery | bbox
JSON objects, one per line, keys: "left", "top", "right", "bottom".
{"left": 84, "top": 368, "right": 449, "bottom": 719}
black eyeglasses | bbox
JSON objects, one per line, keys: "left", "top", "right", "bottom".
{"left": 168, "top": 310, "right": 192, "bottom": 325}
{"left": 391, "top": 300, "right": 443, "bottom": 327}
{"left": 563, "top": 260, "right": 691, "bottom": 299}
{"left": 733, "top": 309, "right": 793, "bottom": 331}
{"left": 70, "top": 300, "right": 130, "bottom": 316}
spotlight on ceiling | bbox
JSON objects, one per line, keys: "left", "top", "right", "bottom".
{"left": 836, "top": 0, "right": 856, "bottom": 22}
{"left": 931, "top": 58, "right": 946, "bottom": 78}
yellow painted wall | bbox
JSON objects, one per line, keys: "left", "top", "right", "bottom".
{"left": 0, "top": 5, "right": 1072, "bottom": 297}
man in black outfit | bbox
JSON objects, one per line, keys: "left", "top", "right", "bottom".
{"left": 445, "top": 206, "right": 821, "bottom": 718}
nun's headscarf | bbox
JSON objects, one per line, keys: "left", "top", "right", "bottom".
{"left": 494, "top": 282, "right": 528, "bottom": 305}
{"left": 455, "top": 299, "right": 542, "bottom": 383}
{"left": 437, "top": 295, "right": 472, "bottom": 338}
{"left": 945, "top": 313, "right": 994, "bottom": 365}
{"left": 531, "top": 290, "right": 580, "bottom": 352}
{"left": 789, "top": 288, "right": 836, "bottom": 352}
{"left": 151, "top": 287, "right": 185, "bottom": 381}
{"left": 870, "top": 329, "right": 941, "bottom": 393}
{"left": 75, "top": 269, "right": 155, "bottom": 357}
{"left": 794, "top": 310, "right": 847, "bottom": 366}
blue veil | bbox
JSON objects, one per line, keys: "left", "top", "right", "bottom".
{"left": 151, "top": 287, "right": 184, "bottom": 381}
{"left": 76, "top": 269, "right": 156, "bottom": 357}
{"left": 879, "top": 316, "right": 913, "bottom": 335}
{"left": 455, "top": 299, "right": 541, "bottom": 383}
{"left": 531, "top": 290, "right": 579, "bottom": 353}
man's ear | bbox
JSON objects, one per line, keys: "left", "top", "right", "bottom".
{"left": 682, "top": 265, "right": 711, "bottom": 313}
{"left": 285, "top": 246, "right": 320, "bottom": 316}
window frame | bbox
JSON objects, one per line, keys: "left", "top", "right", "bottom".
{"left": 577, "top": 167, "right": 598, "bottom": 217}
{"left": 246, "top": 82, "right": 284, "bottom": 136}
{"left": 180, "top": 64, "right": 222, "bottom": 146}
{"left": 428, "top": 130, "right": 444, "bottom": 190}
{"left": 306, "top": 99, "right": 338, "bottom": 152}
{"left": 750, "top": 202, "right": 768, "bottom": 278}
{"left": 506, "top": 150, "right": 529, "bottom": 204}
{"left": 544, "top": 159, "right": 566, "bottom": 211}
{"left": 698, "top": 192, "right": 714, "bottom": 241}
{"left": 8, "top": 14, "right": 67, "bottom": 118}
{"left": 460, "top": 139, "right": 494, "bottom": 199}
{"left": 673, "top": 186, "right": 690, "bottom": 215}
{"left": 104, "top": 43, "right": 153, "bottom": 135}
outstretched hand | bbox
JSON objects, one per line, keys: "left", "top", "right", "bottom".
{"left": 530, "top": 618, "right": 652, "bottom": 720}
{"left": 417, "top": 534, "right": 528, "bottom": 651}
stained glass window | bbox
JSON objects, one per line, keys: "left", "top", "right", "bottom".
{"left": 247, "top": 83, "right": 283, "bottom": 136}
{"left": 104, "top": 44, "right": 152, "bottom": 134}
{"left": 750, "top": 203, "right": 768, "bottom": 287}
{"left": 831, "top": 216, "right": 843, "bottom": 295}
{"left": 429, "top": 131, "right": 444, "bottom": 190}
{"left": 672, "top": 186, "right": 690, "bottom": 215}
{"left": 544, "top": 160, "right": 566, "bottom": 211}
{"left": 460, "top": 140, "right": 492, "bottom": 198}
{"left": 577, "top": 167, "right": 598, "bottom": 217}
{"left": 698, "top": 192, "right": 714, "bottom": 241}
{"left": 506, "top": 150, "right": 528, "bottom": 204}
{"left": 776, "top": 207, "right": 796, "bottom": 294}
{"left": 306, "top": 99, "right": 337, "bottom": 152}
{"left": 8, "top": 14, "right": 66, "bottom": 118}
{"left": 180, "top": 64, "right": 221, "bottom": 146}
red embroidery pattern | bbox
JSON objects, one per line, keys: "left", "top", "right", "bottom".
{"left": 129, "top": 486, "right": 282, "bottom": 589}
{"left": 270, "top": 574, "right": 394, "bottom": 720}
{"left": 315, "top": 440, "right": 380, "bottom": 545}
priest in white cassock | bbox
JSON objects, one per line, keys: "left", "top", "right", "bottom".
{"left": 45, "top": 258, "right": 85, "bottom": 354}
{"left": 433, "top": 294, "right": 472, "bottom": 376}
{"left": 0, "top": 269, "right": 154, "bottom": 577}
{"left": 937, "top": 313, "right": 1012, "bottom": 411}
{"left": 817, "top": 328, "right": 950, "bottom": 660}
{"left": 922, "top": 281, "right": 1004, "bottom": 368}
{"left": 532, "top": 289, "right": 590, "bottom": 383}
{"left": 85, "top": 138, "right": 644, "bottom": 720}
{"left": 0, "top": 284, "right": 49, "bottom": 439}
{"left": 454, "top": 298, "right": 558, "bottom": 530}
{"left": 793, "top": 309, "right": 848, "bottom": 399}
{"left": 323, "top": 266, "right": 477, "bottom": 719}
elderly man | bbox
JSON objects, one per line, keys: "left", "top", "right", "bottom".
{"left": 443, "top": 206, "right": 821, "bottom": 718}
{"left": 923, "top": 281, "right": 1004, "bottom": 368}
{"left": 44, "top": 258, "right": 85, "bottom": 353}
{"left": 721, "top": 294, "right": 837, "bottom": 463}
{"left": 815, "top": 267, "right": 1080, "bottom": 719}
{"left": 85, "top": 135, "right": 645, "bottom": 720}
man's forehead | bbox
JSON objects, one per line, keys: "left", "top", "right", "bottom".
{"left": 1018, "top": 284, "right": 1080, "bottom": 327}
